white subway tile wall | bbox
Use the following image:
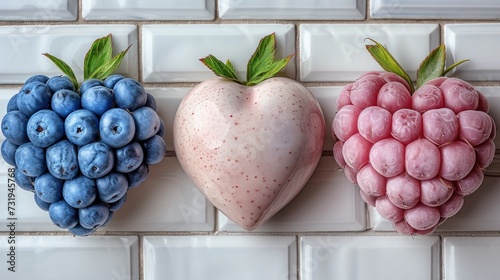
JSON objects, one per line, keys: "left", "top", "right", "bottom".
{"left": 1, "top": 1, "right": 500, "bottom": 279}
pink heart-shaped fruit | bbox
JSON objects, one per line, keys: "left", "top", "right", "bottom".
{"left": 174, "top": 77, "right": 325, "bottom": 230}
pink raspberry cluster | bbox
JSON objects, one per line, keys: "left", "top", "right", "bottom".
{"left": 332, "top": 72, "right": 496, "bottom": 235}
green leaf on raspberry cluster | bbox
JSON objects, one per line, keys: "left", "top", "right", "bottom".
{"left": 416, "top": 45, "right": 446, "bottom": 88}
{"left": 416, "top": 44, "right": 469, "bottom": 88}
{"left": 200, "top": 33, "right": 293, "bottom": 86}
{"left": 365, "top": 38, "right": 414, "bottom": 93}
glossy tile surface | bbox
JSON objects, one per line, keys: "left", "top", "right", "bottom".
{"left": 219, "top": 0, "right": 365, "bottom": 20}
{"left": 0, "top": 1, "right": 77, "bottom": 21}
{"left": 444, "top": 237, "right": 500, "bottom": 280}
{"left": 301, "top": 236, "right": 440, "bottom": 280}
{"left": 144, "top": 236, "right": 297, "bottom": 280}
{"left": 219, "top": 157, "right": 366, "bottom": 232}
{"left": 141, "top": 24, "right": 295, "bottom": 83}
{"left": 82, "top": 0, "right": 215, "bottom": 20}
{"left": 445, "top": 24, "right": 500, "bottom": 81}
{"left": 371, "top": 0, "right": 500, "bottom": 19}
{"left": 146, "top": 87, "right": 190, "bottom": 151}
{"left": 104, "top": 157, "right": 215, "bottom": 232}
{"left": 300, "top": 24, "right": 440, "bottom": 81}
{"left": 0, "top": 236, "right": 139, "bottom": 280}
{"left": 0, "top": 25, "right": 138, "bottom": 84}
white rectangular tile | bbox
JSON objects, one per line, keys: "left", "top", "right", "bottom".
{"left": 310, "top": 86, "right": 342, "bottom": 151}
{"left": 146, "top": 87, "right": 190, "bottom": 151}
{"left": 0, "top": 236, "right": 139, "bottom": 280}
{"left": 141, "top": 24, "right": 295, "bottom": 83}
{"left": 371, "top": 0, "right": 500, "bottom": 19}
{"left": 300, "top": 24, "right": 440, "bottom": 82}
{"left": 0, "top": 1, "right": 77, "bottom": 21}
{"left": 445, "top": 237, "right": 500, "bottom": 280}
{"left": 144, "top": 236, "right": 297, "bottom": 280}
{"left": 103, "top": 157, "right": 215, "bottom": 232}
{"left": 219, "top": 0, "right": 365, "bottom": 20}
{"left": 82, "top": 0, "right": 215, "bottom": 20}
{"left": 301, "top": 236, "right": 440, "bottom": 280}
{"left": 445, "top": 24, "right": 500, "bottom": 81}
{"left": 0, "top": 25, "right": 138, "bottom": 84}
{"left": 218, "top": 157, "right": 366, "bottom": 232}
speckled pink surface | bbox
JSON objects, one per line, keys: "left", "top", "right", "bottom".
{"left": 173, "top": 77, "right": 325, "bottom": 230}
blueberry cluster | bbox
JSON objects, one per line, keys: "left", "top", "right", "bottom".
{"left": 1, "top": 74, "right": 166, "bottom": 236}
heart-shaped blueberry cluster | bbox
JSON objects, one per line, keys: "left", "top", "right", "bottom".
{"left": 1, "top": 34, "right": 166, "bottom": 236}
{"left": 1, "top": 74, "right": 166, "bottom": 236}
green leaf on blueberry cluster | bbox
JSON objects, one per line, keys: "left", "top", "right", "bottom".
{"left": 200, "top": 33, "right": 294, "bottom": 86}
{"left": 43, "top": 34, "right": 131, "bottom": 91}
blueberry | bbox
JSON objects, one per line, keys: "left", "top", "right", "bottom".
{"left": 145, "top": 93, "right": 158, "bottom": 112}
{"left": 25, "top": 74, "right": 49, "bottom": 84}
{"left": 34, "top": 173, "right": 64, "bottom": 203}
{"left": 64, "top": 109, "right": 99, "bottom": 146}
{"left": 114, "top": 141, "right": 143, "bottom": 173}
{"left": 14, "top": 168, "right": 35, "bottom": 192}
{"left": 7, "top": 93, "right": 19, "bottom": 112}
{"left": 51, "top": 89, "right": 81, "bottom": 118}
{"left": 34, "top": 193, "right": 51, "bottom": 211}
{"left": 62, "top": 175, "right": 97, "bottom": 208}
{"left": 69, "top": 224, "right": 96, "bottom": 237}
{"left": 109, "top": 193, "right": 127, "bottom": 211}
{"left": 99, "top": 108, "right": 136, "bottom": 148}
{"left": 142, "top": 135, "right": 166, "bottom": 165}
{"left": 127, "top": 163, "right": 149, "bottom": 189}
{"left": 132, "top": 107, "right": 161, "bottom": 141}
{"left": 81, "top": 86, "right": 115, "bottom": 116}
{"left": 103, "top": 74, "right": 124, "bottom": 89}
{"left": 16, "top": 81, "right": 52, "bottom": 116}
{"left": 27, "top": 109, "right": 64, "bottom": 148}
{"left": 156, "top": 118, "right": 165, "bottom": 138}
{"left": 78, "top": 141, "right": 114, "bottom": 178}
{"left": 96, "top": 172, "right": 128, "bottom": 203}
{"left": 113, "top": 78, "right": 147, "bottom": 111}
{"left": 1, "top": 110, "right": 29, "bottom": 145}
{"left": 1, "top": 140, "right": 18, "bottom": 166}
{"left": 79, "top": 202, "right": 109, "bottom": 229}
{"left": 100, "top": 211, "right": 114, "bottom": 227}
{"left": 46, "top": 76, "right": 75, "bottom": 92}
{"left": 46, "top": 139, "right": 79, "bottom": 180}
{"left": 79, "top": 78, "right": 104, "bottom": 95}
{"left": 15, "top": 142, "right": 46, "bottom": 177}
{"left": 48, "top": 200, "right": 78, "bottom": 229}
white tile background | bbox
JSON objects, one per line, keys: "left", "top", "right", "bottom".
{"left": 1, "top": 1, "right": 500, "bottom": 279}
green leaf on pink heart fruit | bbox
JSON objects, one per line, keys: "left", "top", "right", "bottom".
{"left": 365, "top": 38, "right": 414, "bottom": 93}
{"left": 84, "top": 34, "right": 113, "bottom": 80}
{"left": 88, "top": 44, "right": 131, "bottom": 80}
{"left": 246, "top": 33, "right": 294, "bottom": 86}
{"left": 200, "top": 33, "right": 293, "bottom": 86}
{"left": 42, "top": 52, "right": 79, "bottom": 91}
{"left": 200, "top": 55, "right": 240, "bottom": 83}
